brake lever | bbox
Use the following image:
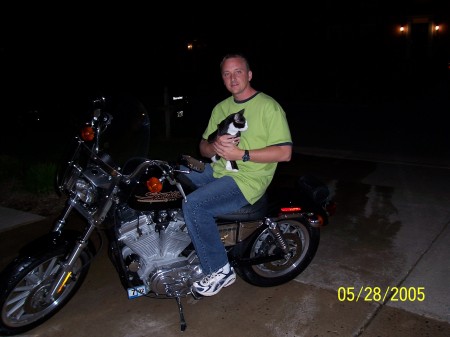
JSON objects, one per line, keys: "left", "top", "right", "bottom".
{"left": 174, "top": 169, "right": 190, "bottom": 174}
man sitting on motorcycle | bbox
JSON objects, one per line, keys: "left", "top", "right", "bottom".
{"left": 182, "top": 53, "right": 293, "bottom": 296}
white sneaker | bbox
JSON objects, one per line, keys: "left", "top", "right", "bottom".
{"left": 192, "top": 263, "right": 236, "bottom": 296}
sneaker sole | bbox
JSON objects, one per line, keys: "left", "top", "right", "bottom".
{"left": 223, "top": 274, "right": 236, "bottom": 288}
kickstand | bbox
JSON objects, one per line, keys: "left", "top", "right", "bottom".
{"left": 175, "top": 297, "right": 187, "bottom": 331}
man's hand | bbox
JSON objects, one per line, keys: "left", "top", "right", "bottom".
{"left": 213, "top": 135, "right": 241, "bottom": 160}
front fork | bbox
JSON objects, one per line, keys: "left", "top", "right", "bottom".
{"left": 47, "top": 224, "right": 95, "bottom": 300}
{"left": 46, "top": 199, "right": 97, "bottom": 301}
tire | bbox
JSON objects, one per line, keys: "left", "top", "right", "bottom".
{"left": 0, "top": 247, "right": 90, "bottom": 336}
{"left": 236, "top": 219, "right": 320, "bottom": 287}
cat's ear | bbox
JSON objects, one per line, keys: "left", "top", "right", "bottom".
{"left": 237, "top": 108, "right": 245, "bottom": 115}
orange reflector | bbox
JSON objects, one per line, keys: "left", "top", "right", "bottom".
{"left": 147, "top": 177, "right": 163, "bottom": 193}
{"left": 280, "top": 206, "right": 302, "bottom": 212}
{"left": 316, "top": 214, "right": 325, "bottom": 226}
{"left": 81, "top": 126, "right": 95, "bottom": 141}
{"left": 57, "top": 271, "right": 72, "bottom": 293}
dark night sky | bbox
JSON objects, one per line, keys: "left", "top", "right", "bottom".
{"left": 3, "top": 1, "right": 448, "bottom": 98}
{"left": 0, "top": 0, "right": 448, "bottom": 87}
{"left": 1, "top": 1, "right": 449, "bottom": 159}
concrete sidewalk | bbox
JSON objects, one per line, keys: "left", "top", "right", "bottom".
{"left": 0, "top": 206, "right": 45, "bottom": 233}
{"left": 0, "top": 151, "right": 449, "bottom": 337}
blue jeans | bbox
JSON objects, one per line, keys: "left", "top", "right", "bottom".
{"left": 181, "top": 163, "right": 248, "bottom": 274}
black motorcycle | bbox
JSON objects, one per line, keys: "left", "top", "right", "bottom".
{"left": 0, "top": 96, "right": 336, "bottom": 334}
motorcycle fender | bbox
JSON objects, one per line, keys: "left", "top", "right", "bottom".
{"left": 17, "top": 230, "right": 98, "bottom": 257}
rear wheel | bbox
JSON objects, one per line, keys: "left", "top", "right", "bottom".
{"left": 0, "top": 248, "right": 90, "bottom": 336}
{"left": 236, "top": 219, "right": 320, "bottom": 287}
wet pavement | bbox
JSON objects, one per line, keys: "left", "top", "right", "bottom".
{"left": 0, "top": 149, "right": 449, "bottom": 337}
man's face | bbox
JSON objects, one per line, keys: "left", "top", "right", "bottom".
{"left": 221, "top": 57, "right": 252, "bottom": 96}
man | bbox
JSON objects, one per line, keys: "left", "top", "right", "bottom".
{"left": 183, "top": 53, "right": 292, "bottom": 296}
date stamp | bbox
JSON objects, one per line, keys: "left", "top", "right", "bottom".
{"left": 337, "top": 286, "right": 425, "bottom": 302}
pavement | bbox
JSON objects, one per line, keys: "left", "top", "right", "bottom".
{"left": 0, "top": 147, "right": 449, "bottom": 337}
{"left": 0, "top": 206, "right": 45, "bottom": 233}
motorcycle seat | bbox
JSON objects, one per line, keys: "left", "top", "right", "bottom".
{"left": 215, "top": 193, "right": 268, "bottom": 221}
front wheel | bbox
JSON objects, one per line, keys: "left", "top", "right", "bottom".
{"left": 236, "top": 219, "right": 320, "bottom": 287}
{"left": 0, "top": 248, "right": 90, "bottom": 336}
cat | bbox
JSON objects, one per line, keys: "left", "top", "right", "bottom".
{"left": 207, "top": 109, "right": 248, "bottom": 172}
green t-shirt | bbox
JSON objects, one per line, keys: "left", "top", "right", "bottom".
{"left": 202, "top": 92, "right": 292, "bottom": 204}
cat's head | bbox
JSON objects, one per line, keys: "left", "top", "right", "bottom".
{"left": 233, "top": 109, "right": 247, "bottom": 127}
{"left": 232, "top": 109, "right": 248, "bottom": 131}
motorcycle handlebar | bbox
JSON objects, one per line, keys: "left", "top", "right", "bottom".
{"left": 122, "top": 159, "right": 188, "bottom": 201}
{"left": 92, "top": 96, "right": 107, "bottom": 109}
{"left": 122, "top": 160, "right": 175, "bottom": 184}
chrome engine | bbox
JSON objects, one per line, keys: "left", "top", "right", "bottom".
{"left": 116, "top": 206, "right": 203, "bottom": 297}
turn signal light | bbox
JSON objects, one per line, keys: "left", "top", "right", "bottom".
{"left": 147, "top": 177, "right": 163, "bottom": 193}
{"left": 307, "top": 213, "right": 326, "bottom": 227}
{"left": 81, "top": 125, "right": 95, "bottom": 141}
{"left": 316, "top": 214, "right": 325, "bottom": 226}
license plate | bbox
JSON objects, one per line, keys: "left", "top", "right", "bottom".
{"left": 127, "top": 285, "right": 147, "bottom": 299}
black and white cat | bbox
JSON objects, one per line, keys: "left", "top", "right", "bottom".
{"left": 207, "top": 109, "right": 248, "bottom": 172}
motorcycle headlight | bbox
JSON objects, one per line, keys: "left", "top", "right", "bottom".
{"left": 75, "top": 179, "right": 97, "bottom": 204}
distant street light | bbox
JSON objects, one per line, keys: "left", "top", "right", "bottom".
{"left": 397, "top": 24, "right": 408, "bottom": 37}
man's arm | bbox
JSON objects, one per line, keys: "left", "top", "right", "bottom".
{"left": 199, "top": 138, "right": 217, "bottom": 158}
{"left": 208, "top": 134, "right": 292, "bottom": 163}
{"left": 237, "top": 145, "right": 292, "bottom": 163}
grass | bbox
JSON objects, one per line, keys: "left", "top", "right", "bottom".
{"left": 0, "top": 136, "right": 201, "bottom": 200}
{"left": 24, "top": 162, "right": 58, "bottom": 195}
{"left": 0, "top": 155, "right": 22, "bottom": 181}
{"left": 0, "top": 155, "right": 57, "bottom": 196}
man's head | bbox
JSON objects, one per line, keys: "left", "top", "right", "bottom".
{"left": 220, "top": 54, "right": 253, "bottom": 98}
{"left": 220, "top": 53, "right": 250, "bottom": 73}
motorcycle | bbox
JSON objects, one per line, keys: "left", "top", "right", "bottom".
{"left": 0, "top": 96, "right": 336, "bottom": 334}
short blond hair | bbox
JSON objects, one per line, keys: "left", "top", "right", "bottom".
{"left": 220, "top": 53, "right": 250, "bottom": 72}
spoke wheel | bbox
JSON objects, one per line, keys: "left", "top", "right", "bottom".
{"left": 236, "top": 219, "right": 320, "bottom": 287}
{"left": 0, "top": 249, "right": 90, "bottom": 336}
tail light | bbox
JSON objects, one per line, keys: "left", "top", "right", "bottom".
{"left": 280, "top": 206, "right": 302, "bottom": 213}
